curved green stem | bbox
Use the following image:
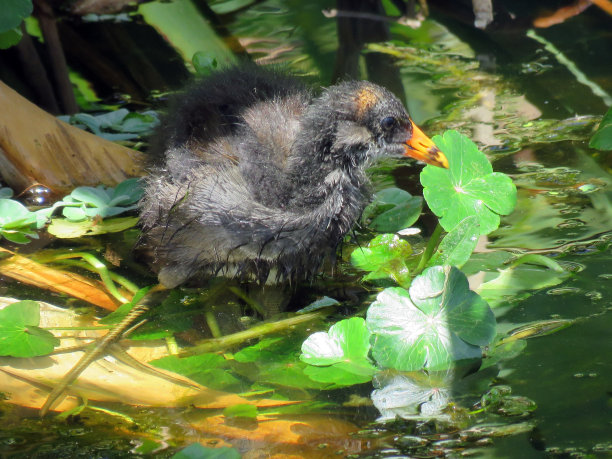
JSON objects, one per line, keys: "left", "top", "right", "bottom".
{"left": 34, "top": 252, "right": 131, "bottom": 303}
{"left": 414, "top": 223, "right": 444, "bottom": 275}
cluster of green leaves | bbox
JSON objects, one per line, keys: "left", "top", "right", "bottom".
{"left": 301, "top": 130, "right": 517, "bottom": 383}
{"left": 58, "top": 109, "right": 160, "bottom": 142}
{"left": 54, "top": 178, "right": 143, "bottom": 222}
{"left": 0, "top": 178, "right": 143, "bottom": 244}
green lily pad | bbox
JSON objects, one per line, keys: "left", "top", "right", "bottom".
{"left": 300, "top": 317, "right": 376, "bottom": 386}
{"left": 421, "top": 130, "right": 516, "bottom": 235}
{"left": 367, "top": 266, "right": 496, "bottom": 371}
{"left": 0, "top": 300, "right": 59, "bottom": 357}
{"left": 350, "top": 233, "right": 412, "bottom": 287}
{"left": 427, "top": 216, "right": 480, "bottom": 268}
{"left": 589, "top": 106, "right": 612, "bottom": 151}
{"left": 363, "top": 187, "right": 423, "bottom": 233}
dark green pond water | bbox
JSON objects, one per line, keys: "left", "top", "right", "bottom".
{"left": 2, "top": 0, "right": 612, "bottom": 457}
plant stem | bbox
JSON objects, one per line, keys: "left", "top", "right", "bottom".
{"left": 415, "top": 223, "right": 443, "bottom": 275}
{"left": 180, "top": 309, "right": 330, "bottom": 356}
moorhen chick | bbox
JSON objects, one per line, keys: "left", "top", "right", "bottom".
{"left": 40, "top": 66, "right": 449, "bottom": 415}
{"left": 139, "top": 65, "right": 448, "bottom": 289}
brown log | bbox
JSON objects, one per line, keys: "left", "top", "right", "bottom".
{"left": 0, "top": 80, "right": 145, "bottom": 195}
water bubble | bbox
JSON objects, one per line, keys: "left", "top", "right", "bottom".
{"left": 22, "top": 184, "right": 53, "bottom": 206}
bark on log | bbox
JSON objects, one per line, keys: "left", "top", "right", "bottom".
{"left": 0, "top": 80, "right": 145, "bottom": 195}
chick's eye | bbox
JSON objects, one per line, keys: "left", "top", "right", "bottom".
{"left": 380, "top": 116, "right": 396, "bottom": 131}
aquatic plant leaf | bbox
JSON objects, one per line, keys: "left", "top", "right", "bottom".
{"left": 363, "top": 187, "right": 423, "bottom": 233}
{"left": 233, "top": 337, "right": 287, "bottom": 363}
{"left": 350, "top": 233, "right": 412, "bottom": 287}
{"left": 256, "top": 362, "right": 331, "bottom": 390}
{"left": 64, "top": 109, "right": 158, "bottom": 139}
{"left": 0, "top": 28, "right": 22, "bottom": 49}
{"left": 480, "top": 386, "right": 537, "bottom": 416}
{"left": 301, "top": 318, "right": 373, "bottom": 365}
{"left": 0, "top": 199, "right": 33, "bottom": 227}
{"left": 115, "top": 111, "right": 160, "bottom": 134}
{"left": 0, "top": 198, "right": 39, "bottom": 243}
{"left": 0, "top": 0, "right": 32, "bottom": 33}
{"left": 367, "top": 266, "right": 496, "bottom": 371}
{"left": 589, "top": 107, "right": 612, "bottom": 150}
{"left": 421, "top": 130, "right": 516, "bottom": 235}
{"left": 57, "top": 179, "right": 144, "bottom": 221}
{"left": 427, "top": 216, "right": 480, "bottom": 268}
{"left": 48, "top": 216, "right": 139, "bottom": 238}
{"left": 150, "top": 354, "right": 242, "bottom": 391}
{"left": 0, "top": 300, "right": 59, "bottom": 357}
{"left": 296, "top": 296, "right": 339, "bottom": 313}
{"left": 223, "top": 404, "right": 258, "bottom": 419}
{"left": 174, "top": 443, "right": 241, "bottom": 459}
{"left": 476, "top": 263, "right": 571, "bottom": 309}
{"left": 301, "top": 318, "right": 375, "bottom": 386}
{"left": 371, "top": 372, "right": 451, "bottom": 421}
{"left": 303, "top": 363, "right": 373, "bottom": 386}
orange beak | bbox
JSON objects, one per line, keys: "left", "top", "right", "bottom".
{"left": 404, "top": 121, "right": 449, "bottom": 168}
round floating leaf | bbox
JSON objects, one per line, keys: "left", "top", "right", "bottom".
{"left": 421, "top": 130, "right": 516, "bottom": 235}
{"left": 367, "top": 266, "right": 496, "bottom": 371}
{"left": 363, "top": 187, "right": 423, "bottom": 233}
{"left": 303, "top": 362, "right": 373, "bottom": 386}
{"left": 0, "top": 300, "right": 59, "bottom": 357}
{"left": 301, "top": 318, "right": 375, "bottom": 386}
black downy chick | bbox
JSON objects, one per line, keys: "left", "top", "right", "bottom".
{"left": 139, "top": 65, "right": 448, "bottom": 289}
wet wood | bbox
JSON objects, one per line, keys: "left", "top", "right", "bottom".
{"left": 0, "top": 247, "right": 123, "bottom": 310}
{"left": 0, "top": 80, "right": 145, "bottom": 195}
